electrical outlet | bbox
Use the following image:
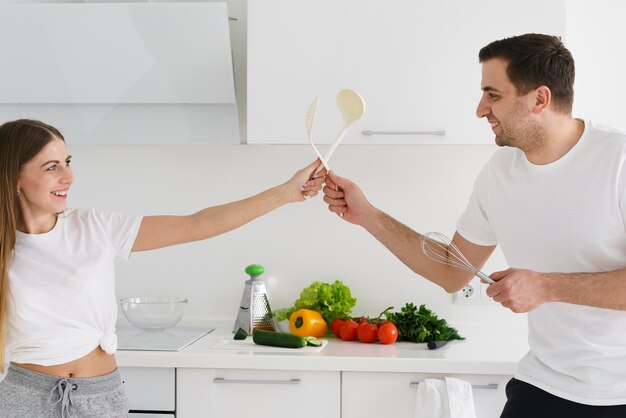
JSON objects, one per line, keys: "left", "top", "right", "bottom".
{"left": 452, "top": 280, "right": 477, "bottom": 304}
{"left": 453, "top": 278, "right": 495, "bottom": 305}
{"left": 461, "top": 284, "right": 475, "bottom": 298}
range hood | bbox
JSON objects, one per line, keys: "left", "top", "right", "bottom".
{"left": 0, "top": 3, "right": 239, "bottom": 144}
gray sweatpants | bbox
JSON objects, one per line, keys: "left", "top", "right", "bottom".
{"left": 0, "top": 364, "right": 129, "bottom": 418}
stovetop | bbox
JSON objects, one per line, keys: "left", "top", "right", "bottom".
{"left": 117, "top": 325, "right": 214, "bottom": 351}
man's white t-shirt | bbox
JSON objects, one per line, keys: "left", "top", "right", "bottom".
{"left": 457, "top": 120, "right": 626, "bottom": 405}
{"left": 7, "top": 208, "right": 142, "bottom": 366}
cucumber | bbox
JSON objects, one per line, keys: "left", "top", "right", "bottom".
{"left": 252, "top": 329, "right": 307, "bottom": 348}
{"left": 304, "top": 336, "right": 323, "bottom": 347}
{"left": 233, "top": 327, "right": 248, "bottom": 340}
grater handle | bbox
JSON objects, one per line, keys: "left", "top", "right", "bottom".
{"left": 245, "top": 264, "right": 265, "bottom": 279}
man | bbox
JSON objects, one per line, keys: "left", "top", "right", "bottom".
{"left": 323, "top": 33, "right": 626, "bottom": 417}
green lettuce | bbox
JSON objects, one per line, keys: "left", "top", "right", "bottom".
{"left": 274, "top": 280, "right": 357, "bottom": 325}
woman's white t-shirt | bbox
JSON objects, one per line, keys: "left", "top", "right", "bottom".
{"left": 7, "top": 208, "right": 142, "bottom": 366}
{"left": 457, "top": 120, "right": 626, "bottom": 405}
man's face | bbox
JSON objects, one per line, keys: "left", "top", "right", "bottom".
{"left": 476, "top": 58, "right": 541, "bottom": 150}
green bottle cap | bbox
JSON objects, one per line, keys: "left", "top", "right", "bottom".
{"left": 245, "top": 264, "right": 265, "bottom": 277}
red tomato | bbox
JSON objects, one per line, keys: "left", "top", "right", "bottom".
{"left": 371, "top": 319, "right": 388, "bottom": 328}
{"left": 358, "top": 316, "right": 369, "bottom": 324}
{"left": 357, "top": 323, "right": 378, "bottom": 343}
{"left": 378, "top": 323, "right": 398, "bottom": 344}
{"left": 339, "top": 320, "right": 359, "bottom": 341}
{"left": 331, "top": 318, "right": 345, "bottom": 338}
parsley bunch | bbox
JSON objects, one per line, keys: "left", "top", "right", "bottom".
{"left": 386, "top": 303, "right": 464, "bottom": 343}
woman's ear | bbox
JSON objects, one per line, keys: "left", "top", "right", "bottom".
{"left": 533, "top": 85, "right": 551, "bottom": 114}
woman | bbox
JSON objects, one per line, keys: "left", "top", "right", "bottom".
{"left": 0, "top": 119, "right": 325, "bottom": 417}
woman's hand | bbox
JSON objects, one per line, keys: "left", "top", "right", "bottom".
{"left": 283, "top": 159, "right": 327, "bottom": 202}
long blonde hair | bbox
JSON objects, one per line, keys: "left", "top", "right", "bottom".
{"left": 0, "top": 119, "right": 64, "bottom": 371}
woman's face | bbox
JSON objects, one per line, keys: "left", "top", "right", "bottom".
{"left": 16, "top": 137, "right": 74, "bottom": 229}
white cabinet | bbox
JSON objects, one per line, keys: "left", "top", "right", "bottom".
{"left": 247, "top": 0, "right": 565, "bottom": 145}
{"left": 175, "top": 367, "right": 507, "bottom": 417}
{"left": 0, "top": 3, "right": 239, "bottom": 144}
{"left": 177, "top": 368, "right": 341, "bottom": 418}
{"left": 119, "top": 367, "right": 176, "bottom": 414}
{"left": 0, "top": 4, "right": 234, "bottom": 105}
{"left": 342, "top": 371, "right": 510, "bottom": 418}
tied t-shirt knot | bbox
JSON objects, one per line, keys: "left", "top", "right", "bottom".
{"left": 99, "top": 332, "right": 117, "bottom": 354}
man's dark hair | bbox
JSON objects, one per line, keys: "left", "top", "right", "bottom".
{"left": 479, "top": 33, "right": 574, "bottom": 114}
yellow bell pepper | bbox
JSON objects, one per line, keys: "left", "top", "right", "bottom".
{"left": 289, "top": 309, "right": 328, "bottom": 338}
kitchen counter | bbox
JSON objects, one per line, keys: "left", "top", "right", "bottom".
{"left": 116, "top": 327, "right": 529, "bottom": 376}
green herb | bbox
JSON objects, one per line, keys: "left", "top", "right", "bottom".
{"left": 386, "top": 303, "right": 464, "bottom": 343}
{"left": 274, "top": 280, "right": 357, "bottom": 325}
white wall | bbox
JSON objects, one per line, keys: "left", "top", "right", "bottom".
{"left": 68, "top": 143, "right": 525, "bottom": 332}
{"left": 566, "top": 0, "right": 626, "bottom": 133}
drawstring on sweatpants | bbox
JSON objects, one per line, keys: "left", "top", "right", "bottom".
{"left": 49, "top": 379, "right": 78, "bottom": 418}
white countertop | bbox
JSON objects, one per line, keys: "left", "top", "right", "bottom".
{"left": 116, "top": 327, "right": 529, "bottom": 376}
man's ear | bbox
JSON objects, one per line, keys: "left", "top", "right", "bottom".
{"left": 533, "top": 85, "right": 551, "bottom": 114}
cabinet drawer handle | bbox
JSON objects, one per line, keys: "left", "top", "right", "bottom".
{"left": 213, "top": 377, "right": 301, "bottom": 385}
{"left": 409, "top": 382, "right": 498, "bottom": 390}
{"left": 362, "top": 130, "right": 446, "bottom": 136}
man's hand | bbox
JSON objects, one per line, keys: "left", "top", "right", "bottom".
{"left": 323, "top": 171, "right": 375, "bottom": 226}
{"left": 486, "top": 268, "right": 553, "bottom": 313}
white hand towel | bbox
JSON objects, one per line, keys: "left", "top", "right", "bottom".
{"left": 414, "top": 377, "right": 476, "bottom": 418}
{"left": 445, "top": 377, "right": 476, "bottom": 418}
{"left": 415, "top": 378, "right": 449, "bottom": 418}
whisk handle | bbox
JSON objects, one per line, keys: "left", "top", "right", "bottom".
{"left": 475, "top": 270, "right": 495, "bottom": 285}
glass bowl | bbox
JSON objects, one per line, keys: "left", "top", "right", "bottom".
{"left": 120, "top": 297, "right": 188, "bottom": 330}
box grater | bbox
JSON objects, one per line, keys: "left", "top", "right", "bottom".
{"left": 233, "top": 264, "right": 275, "bottom": 333}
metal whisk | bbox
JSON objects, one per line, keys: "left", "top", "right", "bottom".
{"left": 420, "top": 232, "right": 495, "bottom": 284}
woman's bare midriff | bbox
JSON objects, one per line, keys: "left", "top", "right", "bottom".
{"left": 13, "top": 346, "right": 117, "bottom": 378}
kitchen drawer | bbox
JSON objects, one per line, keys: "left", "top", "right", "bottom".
{"left": 177, "top": 368, "right": 340, "bottom": 418}
{"left": 119, "top": 367, "right": 175, "bottom": 412}
{"left": 342, "top": 371, "right": 510, "bottom": 418}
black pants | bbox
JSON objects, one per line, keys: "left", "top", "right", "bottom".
{"left": 500, "top": 378, "right": 626, "bottom": 418}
